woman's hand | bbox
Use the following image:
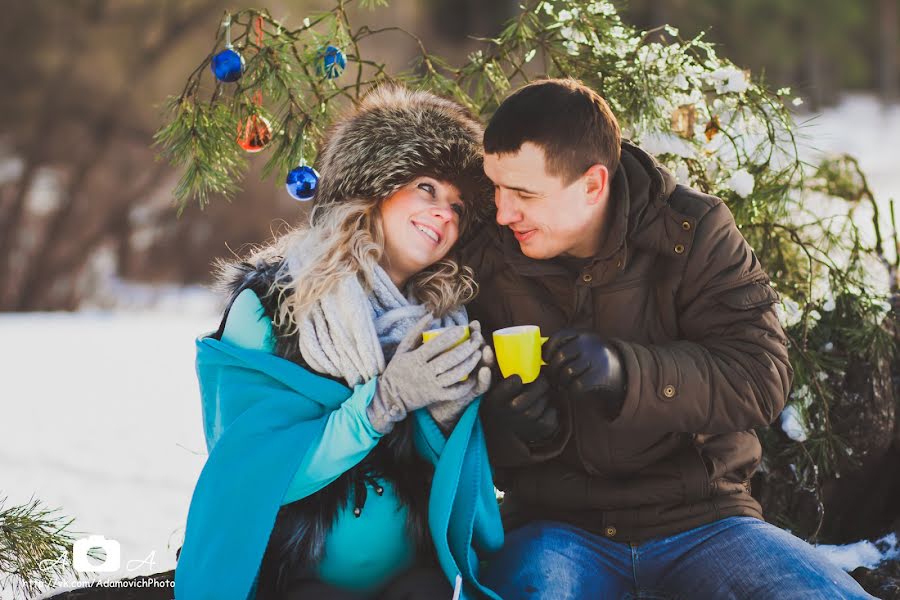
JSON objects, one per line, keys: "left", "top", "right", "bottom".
{"left": 427, "top": 321, "right": 494, "bottom": 432}
{"left": 366, "top": 314, "right": 489, "bottom": 434}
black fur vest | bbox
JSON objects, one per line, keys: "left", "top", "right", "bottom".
{"left": 213, "top": 258, "right": 436, "bottom": 597}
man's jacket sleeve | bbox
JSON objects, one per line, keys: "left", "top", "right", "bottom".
{"left": 609, "top": 201, "right": 793, "bottom": 434}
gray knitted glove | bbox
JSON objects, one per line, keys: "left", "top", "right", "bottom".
{"left": 366, "top": 313, "right": 487, "bottom": 434}
{"left": 427, "top": 321, "right": 494, "bottom": 433}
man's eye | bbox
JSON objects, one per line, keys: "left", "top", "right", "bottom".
{"left": 418, "top": 182, "right": 436, "bottom": 196}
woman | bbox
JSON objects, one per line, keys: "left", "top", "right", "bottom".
{"left": 175, "top": 86, "right": 503, "bottom": 600}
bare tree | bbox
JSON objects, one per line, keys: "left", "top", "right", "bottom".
{"left": 0, "top": 0, "right": 287, "bottom": 311}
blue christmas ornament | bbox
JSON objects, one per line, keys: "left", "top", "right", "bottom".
{"left": 285, "top": 165, "right": 319, "bottom": 201}
{"left": 211, "top": 48, "right": 245, "bottom": 83}
{"left": 316, "top": 45, "right": 346, "bottom": 79}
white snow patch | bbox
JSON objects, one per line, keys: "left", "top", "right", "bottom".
{"left": 779, "top": 405, "right": 809, "bottom": 442}
{"left": 725, "top": 168, "right": 755, "bottom": 198}
{"left": 708, "top": 66, "right": 750, "bottom": 94}
{"left": 816, "top": 532, "right": 900, "bottom": 572}
{"left": 638, "top": 131, "right": 696, "bottom": 158}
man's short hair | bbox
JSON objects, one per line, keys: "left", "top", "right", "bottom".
{"left": 483, "top": 78, "right": 622, "bottom": 184}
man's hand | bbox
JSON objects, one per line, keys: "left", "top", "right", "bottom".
{"left": 482, "top": 374, "right": 559, "bottom": 443}
{"left": 543, "top": 329, "right": 626, "bottom": 421}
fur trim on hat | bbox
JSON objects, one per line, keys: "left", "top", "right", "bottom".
{"left": 311, "top": 85, "right": 492, "bottom": 228}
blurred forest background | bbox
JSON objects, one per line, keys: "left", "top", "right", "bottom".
{"left": 0, "top": 0, "right": 898, "bottom": 311}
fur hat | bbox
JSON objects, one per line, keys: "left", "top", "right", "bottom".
{"left": 311, "top": 85, "right": 492, "bottom": 230}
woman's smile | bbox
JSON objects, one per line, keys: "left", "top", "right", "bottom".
{"left": 412, "top": 219, "right": 442, "bottom": 245}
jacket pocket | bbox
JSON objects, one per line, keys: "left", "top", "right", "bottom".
{"left": 678, "top": 443, "right": 712, "bottom": 503}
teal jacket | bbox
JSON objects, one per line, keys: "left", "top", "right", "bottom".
{"left": 174, "top": 303, "right": 504, "bottom": 599}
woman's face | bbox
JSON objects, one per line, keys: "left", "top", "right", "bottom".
{"left": 379, "top": 176, "right": 465, "bottom": 287}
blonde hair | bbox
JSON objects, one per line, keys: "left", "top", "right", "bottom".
{"left": 249, "top": 195, "right": 477, "bottom": 336}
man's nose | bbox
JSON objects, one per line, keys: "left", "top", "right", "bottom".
{"left": 495, "top": 189, "right": 520, "bottom": 226}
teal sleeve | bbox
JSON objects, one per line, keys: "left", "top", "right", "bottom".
{"left": 220, "top": 288, "right": 384, "bottom": 506}
{"left": 281, "top": 377, "right": 382, "bottom": 505}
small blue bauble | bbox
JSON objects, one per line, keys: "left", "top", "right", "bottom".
{"left": 316, "top": 45, "right": 346, "bottom": 79}
{"left": 285, "top": 166, "right": 319, "bottom": 201}
{"left": 211, "top": 48, "right": 245, "bottom": 83}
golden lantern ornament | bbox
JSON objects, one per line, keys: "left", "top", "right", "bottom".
{"left": 670, "top": 105, "right": 696, "bottom": 139}
{"left": 236, "top": 114, "right": 272, "bottom": 153}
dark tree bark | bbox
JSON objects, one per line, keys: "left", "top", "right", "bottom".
{"left": 880, "top": 0, "right": 899, "bottom": 104}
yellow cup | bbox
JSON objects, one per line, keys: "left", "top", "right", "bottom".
{"left": 423, "top": 325, "right": 471, "bottom": 380}
{"left": 492, "top": 325, "right": 549, "bottom": 384}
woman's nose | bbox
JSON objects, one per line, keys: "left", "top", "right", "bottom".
{"left": 431, "top": 206, "right": 453, "bottom": 222}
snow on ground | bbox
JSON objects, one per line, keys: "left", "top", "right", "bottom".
{"left": 0, "top": 289, "right": 222, "bottom": 598}
{"left": 1, "top": 95, "right": 900, "bottom": 598}
{"left": 816, "top": 533, "right": 900, "bottom": 572}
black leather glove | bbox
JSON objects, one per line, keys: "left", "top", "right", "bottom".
{"left": 543, "top": 329, "right": 626, "bottom": 421}
{"left": 482, "top": 374, "right": 559, "bottom": 443}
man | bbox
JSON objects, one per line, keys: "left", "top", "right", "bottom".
{"left": 462, "top": 79, "right": 874, "bottom": 599}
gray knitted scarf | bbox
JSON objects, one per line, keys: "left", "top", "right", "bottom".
{"left": 285, "top": 235, "right": 467, "bottom": 387}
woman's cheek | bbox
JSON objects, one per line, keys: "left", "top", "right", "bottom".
{"left": 442, "top": 222, "right": 458, "bottom": 249}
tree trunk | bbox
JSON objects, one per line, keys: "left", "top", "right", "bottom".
{"left": 881, "top": 0, "right": 899, "bottom": 104}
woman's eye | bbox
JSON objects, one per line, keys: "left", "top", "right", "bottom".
{"left": 418, "top": 182, "right": 436, "bottom": 196}
{"left": 451, "top": 204, "right": 465, "bottom": 217}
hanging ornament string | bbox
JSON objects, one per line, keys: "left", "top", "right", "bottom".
{"left": 212, "top": 13, "right": 244, "bottom": 82}
{"left": 236, "top": 16, "right": 272, "bottom": 153}
{"left": 254, "top": 14, "right": 264, "bottom": 52}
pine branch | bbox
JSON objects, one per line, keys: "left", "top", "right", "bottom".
{"left": 0, "top": 495, "right": 83, "bottom": 598}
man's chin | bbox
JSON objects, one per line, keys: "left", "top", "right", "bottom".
{"left": 518, "top": 243, "right": 549, "bottom": 260}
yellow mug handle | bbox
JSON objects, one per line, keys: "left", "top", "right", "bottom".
{"left": 540, "top": 336, "right": 549, "bottom": 366}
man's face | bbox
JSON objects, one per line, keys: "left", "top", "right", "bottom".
{"left": 484, "top": 142, "right": 607, "bottom": 260}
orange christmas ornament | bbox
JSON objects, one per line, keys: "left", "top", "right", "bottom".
{"left": 237, "top": 113, "right": 272, "bottom": 152}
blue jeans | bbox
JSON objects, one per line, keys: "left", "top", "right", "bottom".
{"left": 481, "top": 517, "right": 876, "bottom": 599}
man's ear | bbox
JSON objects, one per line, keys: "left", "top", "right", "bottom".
{"left": 583, "top": 164, "right": 610, "bottom": 205}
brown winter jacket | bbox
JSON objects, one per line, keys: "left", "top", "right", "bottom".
{"left": 460, "top": 142, "right": 794, "bottom": 543}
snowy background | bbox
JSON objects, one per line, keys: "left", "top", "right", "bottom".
{"left": 0, "top": 289, "right": 220, "bottom": 597}
{"left": 1, "top": 94, "right": 899, "bottom": 598}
